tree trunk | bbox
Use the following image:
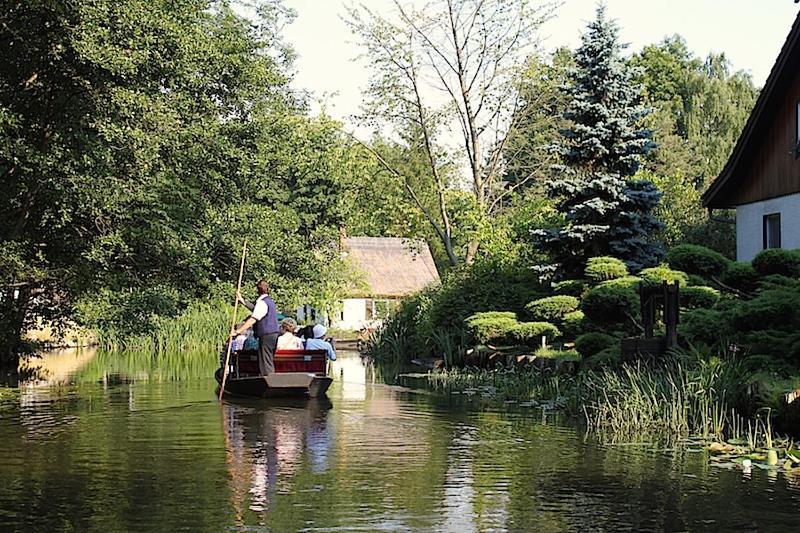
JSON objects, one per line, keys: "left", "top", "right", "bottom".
{"left": 0, "top": 288, "right": 29, "bottom": 370}
{"left": 464, "top": 239, "right": 480, "bottom": 265}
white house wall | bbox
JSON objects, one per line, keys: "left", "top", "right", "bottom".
{"left": 736, "top": 192, "right": 800, "bottom": 261}
{"left": 331, "top": 298, "right": 368, "bottom": 331}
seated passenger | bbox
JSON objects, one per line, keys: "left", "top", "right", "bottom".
{"left": 220, "top": 322, "right": 251, "bottom": 368}
{"left": 296, "top": 324, "right": 314, "bottom": 343}
{"left": 304, "top": 324, "right": 337, "bottom": 361}
{"left": 277, "top": 318, "right": 304, "bottom": 350}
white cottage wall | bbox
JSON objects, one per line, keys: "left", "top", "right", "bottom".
{"left": 331, "top": 298, "right": 368, "bottom": 331}
{"left": 736, "top": 192, "right": 800, "bottom": 261}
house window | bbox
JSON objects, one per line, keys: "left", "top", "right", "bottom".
{"left": 763, "top": 213, "right": 781, "bottom": 249}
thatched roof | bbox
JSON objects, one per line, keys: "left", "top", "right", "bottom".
{"left": 343, "top": 237, "right": 440, "bottom": 298}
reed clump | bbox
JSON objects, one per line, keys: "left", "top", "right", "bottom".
{"left": 94, "top": 299, "right": 234, "bottom": 355}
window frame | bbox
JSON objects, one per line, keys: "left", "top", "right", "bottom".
{"left": 763, "top": 212, "right": 782, "bottom": 250}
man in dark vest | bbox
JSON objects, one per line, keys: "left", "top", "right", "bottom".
{"left": 232, "top": 280, "right": 280, "bottom": 375}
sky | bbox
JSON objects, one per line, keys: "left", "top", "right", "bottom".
{"left": 282, "top": 0, "right": 800, "bottom": 128}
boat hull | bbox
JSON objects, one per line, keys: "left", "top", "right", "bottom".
{"left": 215, "top": 367, "right": 333, "bottom": 399}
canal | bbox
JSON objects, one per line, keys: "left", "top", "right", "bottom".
{"left": 1, "top": 349, "right": 799, "bottom": 531}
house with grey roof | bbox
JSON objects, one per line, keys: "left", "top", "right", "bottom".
{"left": 296, "top": 236, "right": 440, "bottom": 331}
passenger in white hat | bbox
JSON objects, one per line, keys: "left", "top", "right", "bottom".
{"left": 304, "top": 324, "right": 337, "bottom": 361}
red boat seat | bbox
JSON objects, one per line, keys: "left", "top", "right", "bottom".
{"left": 233, "top": 349, "right": 327, "bottom": 376}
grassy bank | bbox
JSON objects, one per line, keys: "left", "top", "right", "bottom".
{"left": 404, "top": 347, "right": 800, "bottom": 446}
{"left": 91, "top": 299, "right": 235, "bottom": 354}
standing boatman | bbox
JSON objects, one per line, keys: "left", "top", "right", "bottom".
{"left": 231, "top": 280, "right": 280, "bottom": 375}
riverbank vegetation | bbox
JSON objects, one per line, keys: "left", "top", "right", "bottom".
{"left": 4, "top": 0, "right": 794, "bottom": 453}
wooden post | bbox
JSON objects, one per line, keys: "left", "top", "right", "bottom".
{"left": 219, "top": 240, "right": 247, "bottom": 400}
{"left": 664, "top": 281, "right": 679, "bottom": 348}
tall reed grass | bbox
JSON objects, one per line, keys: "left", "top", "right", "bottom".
{"left": 94, "top": 299, "right": 239, "bottom": 355}
{"left": 577, "top": 348, "right": 764, "bottom": 441}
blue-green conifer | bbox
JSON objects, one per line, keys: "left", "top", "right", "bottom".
{"left": 535, "top": 5, "right": 664, "bottom": 275}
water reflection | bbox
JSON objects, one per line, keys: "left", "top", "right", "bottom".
{"left": 2, "top": 350, "right": 800, "bottom": 531}
{"left": 222, "top": 397, "right": 332, "bottom": 523}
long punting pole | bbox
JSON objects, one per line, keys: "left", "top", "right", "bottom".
{"left": 219, "top": 239, "right": 247, "bottom": 400}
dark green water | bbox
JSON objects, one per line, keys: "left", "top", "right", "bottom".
{"left": 1, "top": 350, "right": 800, "bottom": 532}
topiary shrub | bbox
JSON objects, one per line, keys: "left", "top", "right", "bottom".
{"left": 512, "top": 322, "right": 560, "bottom": 346}
{"left": 686, "top": 274, "right": 706, "bottom": 286}
{"left": 667, "top": 244, "right": 730, "bottom": 277}
{"left": 465, "top": 312, "right": 518, "bottom": 344}
{"left": 602, "top": 275, "right": 642, "bottom": 290}
{"left": 639, "top": 264, "right": 689, "bottom": 286}
{"left": 757, "top": 274, "right": 800, "bottom": 291}
{"left": 752, "top": 248, "right": 800, "bottom": 278}
{"left": 721, "top": 261, "right": 759, "bottom": 293}
{"left": 678, "top": 309, "right": 732, "bottom": 346}
{"left": 575, "top": 332, "right": 617, "bottom": 357}
{"left": 583, "top": 346, "right": 621, "bottom": 369}
{"left": 553, "top": 279, "right": 586, "bottom": 297}
{"left": 585, "top": 256, "right": 628, "bottom": 282}
{"left": 581, "top": 281, "right": 639, "bottom": 325}
{"left": 561, "top": 310, "right": 586, "bottom": 338}
{"left": 730, "top": 289, "right": 800, "bottom": 333}
{"left": 680, "top": 286, "right": 720, "bottom": 309}
{"left": 525, "top": 295, "right": 580, "bottom": 322}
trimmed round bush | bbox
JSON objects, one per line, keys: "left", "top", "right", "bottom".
{"left": 680, "top": 286, "right": 720, "bottom": 309}
{"left": 678, "top": 309, "right": 732, "bottom": 346}
{"left": 583, "top": 346, "right": 622, "bottom": 369}
{"left": 575, "top": 332, "right": 616, "bottom": 357}
{"left": 512, "top": 322, "right": 560, "bottom": 346}
{"left": 730, "top": 289, "right": 800, "bottom": 332}
{"left": 581, "top": 281, "right": 639, "bottom": 324}
{"left": 639, "top": 264, "right": 689, "bottom": 286}
{"left": 585, "top": 256, "right": 628, "bottom": 282}
{"left": 525, "top": 295, "right": 580, "bottom": 322}
{"left": 465, "top": 312, "right": 518, "bottom": 343}
{"left": 757, "top": 274, "right": 800, "bottom": 291}
{"left": 561, "top": 310, "right": 586, "bottom": 338}
{"left": 553, "top": 279, "right": 586, "bottom": 297}
{"left": 752, "top": 248, "right": 800, "bottom": 278}
{"left": 721, "top": 261, "right": 759, "bottom": 293}
{"left": 667, "top": 244, "right": 730, "bottom": 277}
{"left": 686, "top": 274, "right": 707, "bottom": 286}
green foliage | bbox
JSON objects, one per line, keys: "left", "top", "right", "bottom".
{"left": 752, "top": 249, "right": 800, "bottom": 278}
{"left": 512, "top": 322, "right": 561, "bottom": 346}
{"left": 575, "top": 332, "right": 617, "bottom": 357}
{"left": 0, "top": 0, "right": 366, "bottom": 354}
{"left": 721, "top": 262, "right": 760, "bottom": 293}
{"left": 534, "top": 346, "right": 581, "bottom": 361}
{"left": 465, "top": 312, "right": 519, "bottom": 344}
{"left": 525, "top": 296, "right": 579, "bottom": 322}
{"left": 680, "top": 286, "right": 720, "bottom": 309}
{"left": 686, "top": 274, "right": 707, "bottom": 286}
{"left": 678, "top": 309, "right": 727, "bottom": 346}
{"left": 583, "top": 346, "right": 622, "bottom": 369}
{"left": 552, "top": 279, "right": 587, "bottom": 297}
{"left": 634, "top": 35, "right": 757, "bottom": 184}
{"left": 585, "top": 257, "right": 629, "bottom": 282}
{"left": 561, "top": 310, "right": 587, "bottom": 338}
{"left": 639, "top": 265, "right": 689, "bottom": 286}
{"left": 535, "top": 6, "right": 663, "bottom": 275}
{"left": 730, "top": 290, "right": 800, "bottom": 333}
{"left": 667, "top": 244, "right": 730, "bottom": 277}
{"left": 424, "top": 260, "right": 543, "bottom": 333}
{"left": 581, "top": 280, "right": 639, "bottom": 325}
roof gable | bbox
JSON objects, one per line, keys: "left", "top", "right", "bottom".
{"left": 703, "top": 10, "right": 800, "bottom": 208}
{"left": 343, "top": 237, "right": 440, "bottom": 298}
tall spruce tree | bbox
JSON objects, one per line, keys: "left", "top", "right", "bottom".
{"left": 535, "top": 5, "right": 663, "bottom": 275}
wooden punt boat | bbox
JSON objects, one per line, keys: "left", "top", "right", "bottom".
{"left": 215, "top": 348, "right": 333, "bottom": 399}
